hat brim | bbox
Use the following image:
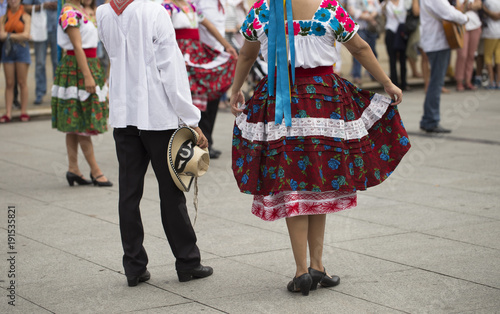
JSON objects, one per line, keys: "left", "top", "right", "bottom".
{"left": 168, "top": 127, "right": 209, "bottom": 192}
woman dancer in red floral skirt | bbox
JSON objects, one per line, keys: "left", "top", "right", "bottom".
{"left": 230, "top": 0, "right": 410, "bottom": 296}
{"left": 163, "top": 0, "right": 237, "bottom": 111}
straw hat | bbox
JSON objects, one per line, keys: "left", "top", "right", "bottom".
{"left": 168, "top": 127, "right": 210, "bottom": 192}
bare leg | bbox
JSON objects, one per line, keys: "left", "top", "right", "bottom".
{"left": 16, "top": 62, "right": 30, "bottom": 116}
{"left": 3, "top": 63, "right": 15, "bottom": 119}
{"left": 78, "top": 135, "right": 109, "bottom": 182}
{"left": 487, "top": 64, "right": 494, "bottom": 86}
{"left": 286, "top": 215, "right": 309, "bottom": 277}
{"left": 66, "top": 133, "right": 83, "bottom": 176}
{"left": 308, "top": 214, "right": 326, "bottom": 272}
{"left": 408, "top": 57, "right": 421, "bottom": 78}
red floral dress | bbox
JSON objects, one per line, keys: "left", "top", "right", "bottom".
{"left": 163, "top": 0, "right": 235, "bottom": 111}
{"left": 233, "top": 0, "right": 411, "bottom": 221}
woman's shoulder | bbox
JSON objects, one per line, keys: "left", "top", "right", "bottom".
{"left": 60, "top": 4, "right": 88, "bottom": 29}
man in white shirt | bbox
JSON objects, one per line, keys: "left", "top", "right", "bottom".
{"left": 419, "top": 0, "right": 468, "bottom": 133}
{"left": 96, "top": 0, "right": 213, "bottom": 287}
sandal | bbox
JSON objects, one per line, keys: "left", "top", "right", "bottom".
{"left": 20, "top": 113, "right": 30, "bottom": 122}
{"left": 0, "top": 115, "right": 11, "bottom": 123}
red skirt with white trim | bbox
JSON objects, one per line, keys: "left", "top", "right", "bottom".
{"left": 176, "top": 34, "right": 235, "bottom": 111}
{"left": 232, "top": 71, "right": 411, "bottom": 221}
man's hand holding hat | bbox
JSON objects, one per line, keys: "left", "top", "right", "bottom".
{"left": 192, "top": 127, "right": 209, "bottom": 149}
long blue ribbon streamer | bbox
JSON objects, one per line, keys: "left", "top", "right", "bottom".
{"left": 267, "top": 0, "right": 295, "bottom": 127}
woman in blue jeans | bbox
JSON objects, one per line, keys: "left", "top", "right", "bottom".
{"left": 0, "top": 0, "right": 31, "bottom": 123}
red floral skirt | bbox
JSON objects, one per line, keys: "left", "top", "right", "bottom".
{"left": 232, "top": 73, "right": 411, "bottom": 221}
{"left": 176, "top": 38, "right": 235, "bottom": 111}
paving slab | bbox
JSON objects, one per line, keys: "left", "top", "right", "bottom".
{"left": 340, "top": 195, "right": 493, "bottom": 232}
{"left": 203, "top": 288, "right": 405, "bottom": 314}
{"left": 333, "top": 233, "right": 500, "bottom": 289}
{"left": 336, "top": 268, "right": 500, "bottom": 314}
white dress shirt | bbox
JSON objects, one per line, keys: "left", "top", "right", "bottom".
{"left": 419, "top": 0, "right": 468, "bottom": 53}
{"left": 96, "top": 0, "right": 200, "bottom": 130}
{"left": 194, "top": 0, "right": 226, "bottom": 51}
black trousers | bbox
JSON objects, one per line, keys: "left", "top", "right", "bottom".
{"left": 385, "top": 29, "right": 407, "bottom": 90}
{"left": 199, "top": 98, "right": 220, "bottom": 147}
{"left": 114, "top": 126, "right": 200, "bottom": 276}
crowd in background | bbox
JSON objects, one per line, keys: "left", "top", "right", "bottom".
{"left": 0, "top": 0, "right": 499, "bottom": 124}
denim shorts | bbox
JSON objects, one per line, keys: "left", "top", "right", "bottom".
{"left": 1, "top": 41, "right": 31, "bottom": 64}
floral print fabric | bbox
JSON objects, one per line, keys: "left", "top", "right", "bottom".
{"left": 162, "top": 0, "right": 204, "bottom": 27}
{"left": 161, "top": 1, "right": 235, "bottom": 111}
{"left": 51, "top": 55, "right": 108, "bottom": 135}
{"left": 59, "top": 6, "right": 88, "bottom": 31}
{"left": 241, "top": 0, "right": 358, "bottom": 43}
{"left": 232, "top": 73, "right": 411, "bottom": 220}
{"left": 232, "top": 73, "right": 410, "bottom": 197}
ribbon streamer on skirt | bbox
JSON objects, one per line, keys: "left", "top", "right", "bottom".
{"left": 267, "top": 0, "right": 295, "bottom": 127}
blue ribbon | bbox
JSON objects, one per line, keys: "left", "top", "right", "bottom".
{"left": 267, "top": 0, "right": 295, "bottom": 127}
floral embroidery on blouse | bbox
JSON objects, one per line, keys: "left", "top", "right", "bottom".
{"left": 241, "top": 0, "right": 357, "bottom": 43}
{"left": 162, "top": 0, "right": 204, "bottom": 20}
{"left": 59, "top": 6, "right": 88, "bottom": 31}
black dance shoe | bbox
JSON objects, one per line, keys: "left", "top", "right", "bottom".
{"left": 127, "top": 270, "right": 151, "bottom": 287}
{"left": 177, "top": 264, "right": 213, "bottom": 282}
{"left": 209, "top": 147, "right": 221, "bottom": 159}
{"left": 287, "top": 273, "right": 313, "bottom": 296}
{"left": 309, "top": 267, "right": 340, "bottom": 290}
{"left": 66, "top": 171, "right": 92, "bottom": 186}
{"left": 90, "top": 173, "right": 113, "bottom": 187}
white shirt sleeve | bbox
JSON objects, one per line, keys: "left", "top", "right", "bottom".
{"left": 154, "top": 10, "right": 201, "bottom": 127}
{"left": 429, "top": 0, "right": 469, "bottom": 25}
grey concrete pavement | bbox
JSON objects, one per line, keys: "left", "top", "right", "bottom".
{"left": 1, "top": 43, "right": 500, "bottom": 313}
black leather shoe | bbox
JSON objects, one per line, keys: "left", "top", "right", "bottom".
{"left": 420, "top": 125, "right": 451, "bottom": 133}
{"left": 177, "top": 265, "right": 213, "bottom": 282}
{"left": 309, "top": 267, "right": 340, "bottom": 290}
{"left": 90, "top": 173, "right": 113, "bottom": 187}
{"left": 127, "top": 270, "right": 151, "bottom": 287}
{"left": 66, "top": 171, "right": 92, "bottom": 186}
{"left": 287, "top": 273, "right": 313, "bottom": 296}
{"left": 209, "top": 148, "right": 221, "bottom": 159}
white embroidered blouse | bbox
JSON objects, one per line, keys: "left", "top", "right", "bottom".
{"left": 240, "top": 0, "right": 359, "bottom": 69}
{"left": 57, "top": 5, "right": 98, "bottom": 50}
{"left": 162, "top": 0, "right": 205, "bottom": 29}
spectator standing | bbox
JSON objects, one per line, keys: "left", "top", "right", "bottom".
{"left": 482, "top": 0, "right": 500, "bottom": 89}
{"left": 0, "top": 0, "right": 7, "bottom": 63}
{"left": 24, "top": 0, "right": 58, "bottom": 105}
{"left": 225, "top": 0, "right": 247, "bottom": 49}
{"left": 455, "top": 0, "right": 483, "bottom": 91}
{"left": 0, "top": 0, "right": 31, "bottom": 123}
{"left": 347, "top": 0, "right": 383, "bottom": 85}
{"left": 383, "top": 0, "right": 412, "bottom": 91}
{"left": 419, "top": 0, "right": 468, "bottom": 133}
